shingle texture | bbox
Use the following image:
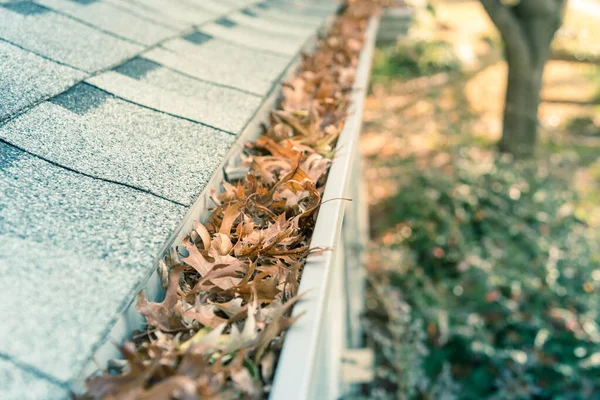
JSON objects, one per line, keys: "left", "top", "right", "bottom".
{"left": 145, "top": 38, "right": 291, "bottom": 95}
{"left": 0, "top": 358, "right": 68, "bottom": 400}
{"left": 0, "top": 2, "right": 143, "bottom": 72}
{"left": 109, "top": 0, "right": 216, "bottom": 28}
{"left": 87, "top": 57, "right": 263, "bottom": 132}
{"left": 0, "top": 142, "right": 187, "bottom": 382}
{"left": 35, "top": 0, "right": 178, "bottom": 45}
{"left": 228, "top": 10, "right": 315, "bottom": 36}
{"left": 0, "top": 40, "right": 85, "bottom": 121}
{"left": 200, "top": 20, "right": 306, "bottom": 56}
{"left": 245, "top": 2, "right": 331, "bottom": 27}
{"left": 0, "top": 0, "right": 336, "bottom": 397}
{"left": 0, "top": 83, "right": 236, "bottom": 205}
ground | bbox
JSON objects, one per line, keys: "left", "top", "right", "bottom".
{"left": 363, "top": 0, "right": 600, "bottom": 231}
{"left": 361, "top": 1, "right": 600, "bottom": 397}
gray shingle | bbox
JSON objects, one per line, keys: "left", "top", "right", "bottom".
{"left": 86, "top": 57, "right": 263, "bottom": 133}
{"left": 268, "top": 0, "right": 338, "bottom": 16}
{"left": 0, "top": 2, "right": 142, "bottom": 72}
{"left": 103, "top": 0, "right": 182, "bottom": 29}
{"left": 0, "top": 358, "right": 68, "bottom": 400}
{"left": 183, "top": 0, "right": 235, "bottom": 14}
{"left": 0, "top": 40, "right": 85, "bottom": 121}
{"left": 200, "top": 21, "right": 304, "bottom": 56}
{"left": 181, "top": 30, "right": 213, "bottom": 45}
{"left": 245, "top": 4, "right": 327, "bottom": 27}
{"left": 2, "top": 1, "right": 48, "bottom": 14}
{"left": 228, "top": 10, "right": 315, "bottom": 37}
{"left": 0, "top": 142, "right": 186, "bottom": 383}
{"left": 219, "top": 0, "right": 256, "bottom": 7}
{"left": 113, "top": 55, "right": 161, "bottom": 78}
{"left": 145, "top": 37, "right": 291, "bottom": 95}
{"left": 219, "top": 0, "right": 255, "bottom": 5}
{"left": 0, "top": 84, "right": 235, "bottom": 205}
{"left": 110, "top": 0, "right": 215, "bottom": 27}
{"left": 35, "top": 0, "right": 178, "bottom": 46}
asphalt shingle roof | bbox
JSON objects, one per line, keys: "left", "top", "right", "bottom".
{"left": 0, "top": 358, "right": 67, "bottom": 400}
{"left": 0, "top": 0, "right": 337, "bottom": 397}
{"left": 35, "top": 0, "right": 179, "bottom": 45}
{"left": 200, "top": 19, "right": 306, "bottom": 56}
{"left": 228, "top": 10, "right": 315, "bottom": 36}
{"left": 0, "top": 40, "right": 85, "bottom": 121}
{"left": 87, "top": 57, "right": 263, "bottom": 132}
{"left": 145, "top": 37, "right": 291, "bottom": 95}
{"left": 0, "top": 2, "right": 143, "bottom": 72}
{"left": 246, "top": 2, "right": 331, "bottom": 27}
{"left": 101, "top": 0, "right": 183, "bottom": 29}
{"left": 111, "top": 0, "right": 216, "bottom": 28}
{"left": 0, "top": 141, "right": 186, "bottom": 383}
{"left": 0, "top": 83, "right": 236, "bottom": 205}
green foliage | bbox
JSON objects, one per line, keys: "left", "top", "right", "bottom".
{"left": 366, "top": 149, "right": 600, "bottom": 399}
{"left": 566, "top": 116, "right": 600, "bottom": 137}
{"left": 372, "top": 39, "right": 461, "bottom": 82}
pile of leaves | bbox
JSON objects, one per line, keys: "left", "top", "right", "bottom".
{"left": 83, "top": 1, "right": 379, "bottom": 399}
{"left": 365, "top": 149, "right": 600, "bottom": 399}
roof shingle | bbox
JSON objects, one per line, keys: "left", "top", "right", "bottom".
{"left": 0, "top": 40, "right": 85, "bottom": 121}
{"left": 35, "top": 0, "right": 178, "bottom": 45}
{"left": 0, "top": 2, "right": 143, "bottom": 72}
{"left": 87, "top": 57, "right": 263, "bottom": 132}
{"left": 0, "top": 83, "right": 235, "bottom": 205}
{"left": 0, "top": 358, "right": 68, "bottom": 400}
{"left": 145, "top": 36, "right": 291, "bottom": 95}
{"left": 0, "top": 141, "right": 186, "bottom": 382}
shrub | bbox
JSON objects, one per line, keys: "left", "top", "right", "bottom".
{"left": 366, "top": 149, "right": 600, "bottom": 399}
{"left": 566, "top": 116, "right": 600, "bottom": 137}
{"left": 372, "top": 39, "right": 461, "bottom": 81}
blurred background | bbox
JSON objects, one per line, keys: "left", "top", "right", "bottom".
{"left": 361, "top": 0, "right": 600, "bottom": 398}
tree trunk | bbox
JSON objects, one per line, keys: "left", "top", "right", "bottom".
{"left": 499, "top": 56, "right": 544, "bottom": 156}
{"left": 479, "top": 0, "right": 565, "bottom": 158}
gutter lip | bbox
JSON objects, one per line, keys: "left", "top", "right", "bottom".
{"left": 268, "top": 15, "right": 381, "bottom": 400}
{"left": 71, "top": 10, "right": 340, "bottom": 394}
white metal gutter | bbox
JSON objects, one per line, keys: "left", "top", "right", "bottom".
{"left": 74, "top": 12, "right": 339, "bottom": 393}
{"left": 75, "top": 7, "right": 380, "bottom": 400}
{"left": 269, "top": 15, "right": 380, "bottom": 400}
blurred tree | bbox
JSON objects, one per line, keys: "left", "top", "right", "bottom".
{"left": 479, "top": 0, "right": 566, "bottom": 157}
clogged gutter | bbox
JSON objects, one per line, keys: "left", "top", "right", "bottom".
{"left": 84, "top": 1, "right": 380, "bottom": 399}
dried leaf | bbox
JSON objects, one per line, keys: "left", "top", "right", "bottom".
{"left": 218, "top": 203, "right": 242, "bottom": 235}
{"left": 137, "top": 264, "right": 184, "bottom": 330}
{"left": 85, "top": 1, "right": 377, "bottom": 396}
{"left": 85, "top": 343, "right": 157, "bottom": 400}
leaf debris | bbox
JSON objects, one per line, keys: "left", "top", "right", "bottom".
{"left": 83, "top": 1, "right": 380, "bottom": 399}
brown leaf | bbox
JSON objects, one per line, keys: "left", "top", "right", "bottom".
{"left": 218, "top": 202, "right": 242, "bottom": 235}
{"left": 137, "top": 264, "right": 184, "bottom": 330}
{"left": 181, "top": 238, "right": 212, "bottom": 276}
{"left": 85, "top": 343, "right": 157, "bottom": 400}
{"left": 136, "top": 376, "right": 198, "bottom": 400}
{"left": 192, "top": 259, "right": 247, "bottom": 292}
{"left": 182, "top": 298, "right": 227, "bottom": 328}
{"left": 281, "top": 77, "right": 310, "bottom": 112}
{"left": 193, "top": 221, "right": 211, "bottom": 250}
{"left": 237, "top": 271, "right": 280, "bottom": 303}
{"left": 254, "top": 293, "right": 306, "bottom": 361}
{"left": 211, "top": 297, "right": 244, "bottom": 318}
